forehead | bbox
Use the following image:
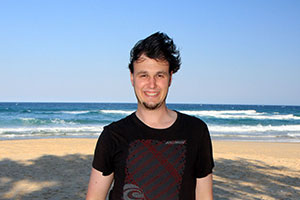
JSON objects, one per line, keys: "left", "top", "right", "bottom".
{"left": 133, "top": 55, "right": 169, "bottom": 73}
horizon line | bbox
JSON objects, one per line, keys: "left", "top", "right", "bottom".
{"left": 0, "top": 101, "right": 299, "bottom": 107}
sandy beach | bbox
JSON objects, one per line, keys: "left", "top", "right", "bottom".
{"left": 0, "top": 139, "right": 299, "bottom": 200}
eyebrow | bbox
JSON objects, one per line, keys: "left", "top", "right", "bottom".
{"left": 136, "top": 71, "right": 147, "bottom": 75}
{"left": 136, "top": 71, "right": 168, "bottom": 75}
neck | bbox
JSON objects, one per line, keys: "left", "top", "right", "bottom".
{"left": 135, "top": 103, "right": 177, "bottom": 129}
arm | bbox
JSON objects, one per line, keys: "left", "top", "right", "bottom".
{"left": 86, "top": 168, "right": 114, "bottom": 200}
{"left": 195, "top": 173, "right": 213, "bottom": 200}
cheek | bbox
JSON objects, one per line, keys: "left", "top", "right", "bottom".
{"left": 133, "top": 80, "right": 143, "bottom": 90}
{"left": 161, "top": 80, "right": 170, "bottom": 88}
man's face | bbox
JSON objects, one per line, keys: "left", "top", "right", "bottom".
{"left": 130, "top": 55, "right": 172, "bottom": 110}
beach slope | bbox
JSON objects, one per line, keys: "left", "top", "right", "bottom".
{"left": 0, "top": 139, "right": 299, "bottom": 199}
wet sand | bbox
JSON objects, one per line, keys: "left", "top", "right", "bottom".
{"left": 0, "top": 139, "right": 299, "bottom": 199}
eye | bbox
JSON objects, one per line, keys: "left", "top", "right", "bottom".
{"left": 139, "top": 74, "right": 148, "bottom": 78}
{"left": 157, "top": 73, "right": 165, "bottom": 78}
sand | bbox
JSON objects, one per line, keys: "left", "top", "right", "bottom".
{"left": 0, "top": 139, "right": 299, "bottom": 200}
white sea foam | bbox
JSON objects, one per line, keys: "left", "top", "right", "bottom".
{"left": 60, "top": 111, "right": 91, "bottom": 114}
{"left": 287, "top": 133, "right": 300, "bottom": 137}
{"left": 100, "top": 110, "right": 134, "bottom": 115}
{"left": 181, "top": 110, "right": 300, "bottom": 120}
{"left": 50, "top": 118, "right": 76, "bottom": 125}
{"left": 20, "top": 118, "right": 36, "bottom": 121}
{"left": 0, "top": 126, "right": 104, "bottom": 137}
{"left": 209, "top": 124, "right": 300, "bottom": 133}
{"left": 20, "top": 118, "right": 76, "bottom": 125}
{"left": 211, "top": 133, "right": 278, "bottom": 138}
{"left": 20, "top": 118, "right": 48, "bottom": 125}
{"left": 181, "top": 110, "right": 259, "bottom": 115}
{"left": 2, "top": 124, "right": 299, "bottom": 137}
{"left": 211, "top": 133, "right": 300, "bottom": 142}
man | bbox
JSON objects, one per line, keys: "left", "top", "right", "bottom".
{"left": 86, "top": 32, "right": 214, "bottom": 200}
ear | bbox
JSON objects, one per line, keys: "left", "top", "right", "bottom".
{"left": 168, "top": 72, "right": 173, "bottom": 87}
{"left": 130, "top": 72, "right": 134, "bottom": 86}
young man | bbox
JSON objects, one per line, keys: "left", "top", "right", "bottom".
{"left": 86, "top": 32, "right": 214, "bottom": 200}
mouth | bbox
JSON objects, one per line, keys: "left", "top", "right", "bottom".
{"left": 144, "top": 91, "right": 159, "bottom": 97}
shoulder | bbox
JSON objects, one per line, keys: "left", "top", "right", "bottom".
{"left": 177, "top": 111, "right": 208, "bottom": 129}
{"left": 176, "top": 111, "right": 210, "bottom": 140}
{"left": 177, "top": 112, "right": 212, "bottom": 147}
{"left": 103, "top": 112, "right": 135, "bottom": 134}
{"left": 97, "top": 113, "right": 135, "bottom": 146}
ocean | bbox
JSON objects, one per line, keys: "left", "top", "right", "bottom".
{"left": 0, "top": 102, "right": 300, "bottom": 142}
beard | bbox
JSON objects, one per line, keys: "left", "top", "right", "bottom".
{"left": 134, "top": 88, "right": 169, "bottom": 111}
{"left": 142, "top": 102, "right": 162, "bottom": 110}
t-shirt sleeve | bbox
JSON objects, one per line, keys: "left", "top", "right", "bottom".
{"left": 195, "top": 123, "right": 214, "bottom": 178}
{"left": 92, "top": 127, "right": 114, "bottom": 176}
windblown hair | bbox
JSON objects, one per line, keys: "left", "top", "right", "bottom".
{"left": 128, "top": 32, "right": 181, "bottom": 74}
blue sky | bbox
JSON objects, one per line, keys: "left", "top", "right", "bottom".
{"left": 1, "top": 0, "right": 299, "bottom": 105}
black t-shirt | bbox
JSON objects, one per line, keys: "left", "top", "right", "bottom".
{"left": 92, "top": 111, "right": 214, "bottom": 200}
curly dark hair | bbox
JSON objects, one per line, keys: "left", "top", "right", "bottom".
{"left": 128, "top": 32, "right": 181, "bottom": 74}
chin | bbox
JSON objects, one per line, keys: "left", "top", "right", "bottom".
{"left": 142, "top": 102, "right": 162, "bottom": 110}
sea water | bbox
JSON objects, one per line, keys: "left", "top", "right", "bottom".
{"left": 0, "top": 102, "right": 300, "bottom": 142}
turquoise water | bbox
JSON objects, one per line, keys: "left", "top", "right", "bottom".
{"left": 0, "top": 102, "right": 300, "bottom": 142}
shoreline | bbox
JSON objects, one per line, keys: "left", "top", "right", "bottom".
{"left": 1, "top": 135, "right": 299, "bottom": 143}
{"left": 1, "top": 138, "right": 299, "bottom": 199}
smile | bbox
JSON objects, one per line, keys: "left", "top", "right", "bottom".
{"left": 144, "top": 91, "right": 159, "bottom": 97}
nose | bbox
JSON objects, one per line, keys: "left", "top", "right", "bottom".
{"left": 148, "top": 77, "right": 156, "bottom": 88}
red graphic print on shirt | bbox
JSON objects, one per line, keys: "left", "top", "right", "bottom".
{"left": 123, "top": 139, "right": 186, "bottom": 200}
